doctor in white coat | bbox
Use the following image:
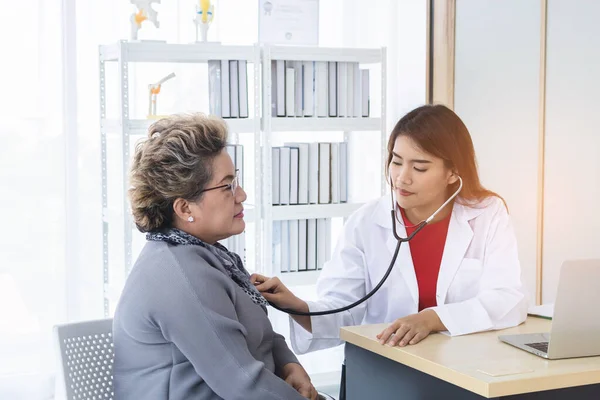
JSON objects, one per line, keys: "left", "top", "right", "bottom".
{"left": 251, "top": 104, "right": 528, "bottom": 354}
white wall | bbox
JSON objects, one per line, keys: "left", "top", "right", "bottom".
{"left": 542, "top": 0, "right": 600, "bottom": 302}
{"left": 454, "top": 0, "right": 542, "bottom": 304}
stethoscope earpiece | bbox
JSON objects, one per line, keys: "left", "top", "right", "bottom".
{"left": 390, "top": 176, "right": 463, "bottom": 240}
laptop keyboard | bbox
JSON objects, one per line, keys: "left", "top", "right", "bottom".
{"left": 525, "top": 342, "right": 549, "bottom": 353}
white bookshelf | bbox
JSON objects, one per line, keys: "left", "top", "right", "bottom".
{"left": 271, "top": 203, "right": 364, "bottom": 221}
{"left": 99, "top": 41, "right": 257, "bottom": 63}
{"left": 279, "top": 270, "right": 322, "bottom": 287}
{"left": 103, "top": 117, "right": 256, "bottom": 135}
{"left": 268, "top": 45, "right": 381, "bottom": 63}
{"left": 99, "top": 41, "right": 262, "bottom": 316}
{"left": 260, "top": 44, "right": 387, "bottom": 285}
{"left": 270, "top": 117, "right": 380, "bottom": 132}
{"left": 99, "top": 41, "right": 387, "bottom": 314}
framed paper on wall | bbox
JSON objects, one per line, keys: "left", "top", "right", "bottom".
{"left": 258, "top": 0, "right": 319, "bottom": 45}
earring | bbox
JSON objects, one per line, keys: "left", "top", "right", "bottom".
{"left": 187, "top": 216, "right": 194, "bottom": 223}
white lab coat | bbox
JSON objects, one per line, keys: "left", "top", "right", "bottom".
{"left": 290, "top": 195, "right": 528, "bottom": 354}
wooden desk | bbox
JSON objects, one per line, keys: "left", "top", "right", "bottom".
{"left": 340, "top": 317, "right": 600, "bottom": 399}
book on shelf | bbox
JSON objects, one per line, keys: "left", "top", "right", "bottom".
{"left": 315, "top": 61, "right": 328, "bottom": 118}
{"left": 208, "top": 60, "right": 222, "bottom": 117}
{"left": 330, "top": 142, "right": 340, "bottom": 204}
{"left": 294, "top": 61, "right": 303, "bottom": 117}
{"left": 308, "top": 142, "right": 319, "bottom": 204}
{"left": 298, "top": 219, "right": 308, "bottom": 271}
{"left": 336, "top": 62, "right": 347, "bottom": 117}
{"left": 289, "top": 147, "right": 299, "bottom": 205}
{"left": 306, "top": 218, "right": 317, "bottom": 271}
{"left": 229, "top": 60, "right": 239, "bottom": 118}
{"left": 271, "top": 60, "right": 286, "bottom": 117}
{"left": 347, "top": 62, "right": 354, "bottom": 117}
{"left": 289, "top": 219, "right": 299, "bottom": 272}
{"left": 272, "top": 141, "right": 348, "bottom": 206}
{"left": 316, "top": 218, "right": 327, "bottom": 270}
{"left": 285, "top": 65, "right": 295, "bottom": 117}
{"left": 270, "top": 59, "right": 370, "bottom": 119}
{"left": 220, "top": 60, "right": 230, "bottom": 118}
{"left": 281, "top": 220, "right": 290, "bottom": 272}
{"left": 277, "top": 217, "right": 332, "bottom": 273}
{"left": 279, "top": 147, "right": 291, "bottom": 205}
{"left": 208, "top": 60, "right": 249, "bottom": 119}
{"left": 353, "top": 63, "right": 361, "bottom": 118}
{"left": 328, "top": 61, "right": 337, "bottom": 117}
{"left": 302, "top": 61, "right": 314, "bottom": 117}
{"left": 318, "top": 143, "right": 331, "bottom": 204}
{"left": 238, "top": 60, "right": 249, "bottom": 118}
{"left": 272, "top": 147, "right": 280, "bottom": 205}
{"left": 181, "top": 57, "right": 371, "bottom": 120}
{"left": 339, "top": 142, "right": 348, "bottom": 202}
{"left": 361, "top": 69, "right": 370, "bottom": 117}
{"left": 284, "top": 142, "right": 309, "bottom": 204}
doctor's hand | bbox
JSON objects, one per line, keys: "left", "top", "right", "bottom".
{"left": 250, "top": 274, "right": 306, "bottom": 311}
{"left": 281, "top": 363, "right": 318, "bottom": 400}
{"left": 376, "top": 309, "right": 446, "bottom": 347}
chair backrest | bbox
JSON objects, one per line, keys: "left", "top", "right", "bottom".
{"left": 54, "top": 318, "right": 114, "bottom": 400}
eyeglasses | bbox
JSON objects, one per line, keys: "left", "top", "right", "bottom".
{"left": 199, "top": 169, "right": 239, "bottom": 196}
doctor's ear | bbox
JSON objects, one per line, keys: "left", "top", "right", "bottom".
{"left": 448, "top": 171, "right": 459, "bottom": 185}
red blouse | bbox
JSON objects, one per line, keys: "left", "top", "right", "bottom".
{"left": 400, "top": 207, "right": 452, "bottom": 311}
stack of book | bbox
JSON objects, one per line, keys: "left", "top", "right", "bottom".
{"left": 273, "top": 218, "right": 332, "bottom": 273}
{"left": 208, "top": 60, "right": 249, "bottom": 119}
{"left": 271, "top": 60, "right": 370, "bottom": 118}
{"left": 272, "top": 142, "right": 348, "bottom": 205}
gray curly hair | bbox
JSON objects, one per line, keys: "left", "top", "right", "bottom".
{"left": 129, "top": 113, "right": 228, "bottom": 232}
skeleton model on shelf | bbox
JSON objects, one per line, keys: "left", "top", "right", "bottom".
{"left": 194, "top": 0, "right": 215, "bottom": 42}
{"left": 130, "top": 0, "right": 161, "bottom": 41}
{"left": 147, "top": 73, "right": 176, "bottom": 119}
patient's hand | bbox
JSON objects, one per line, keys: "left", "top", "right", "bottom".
{"left": 281, "top": 363, "right": 318, "bottom": 400}
{"left": 250, "top": 274, "right": 305, "bottom": 311}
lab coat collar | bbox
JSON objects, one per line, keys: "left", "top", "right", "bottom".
{"left": 372, "top": 195, "right": 488, "bottom": 229}
{"left": 375, "top": 195, "right": 487, "bottom": 307}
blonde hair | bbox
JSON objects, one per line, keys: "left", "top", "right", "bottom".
{"left": 129, "top": 113, "right": 228, "bottom": 232}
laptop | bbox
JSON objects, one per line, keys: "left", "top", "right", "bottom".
{"left": 499, "top": 259, "right": 600, "bottom": 359}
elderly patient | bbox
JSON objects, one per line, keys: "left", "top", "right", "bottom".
{"left": 113, "top": 113, "right": 317, "bottom": 400}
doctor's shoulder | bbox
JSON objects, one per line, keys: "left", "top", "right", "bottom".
{"left": 458, "top": 194, "right": 511, "bottom": 228}
{"left": 349, "top": 197, "right": 387, "bottom": 224}
{"left": 459, "top": 193, "right": 507, "bottom": 212}
{"left": 335, "top": 197, "right": 387, "bottom": 238}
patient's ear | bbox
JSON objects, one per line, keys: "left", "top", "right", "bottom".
{"left": 172, "top": 198, "right": 192, "bottom": 222}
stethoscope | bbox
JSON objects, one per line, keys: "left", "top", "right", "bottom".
{"left": 267, "top": 176, "right": 463, "bottom": 316}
